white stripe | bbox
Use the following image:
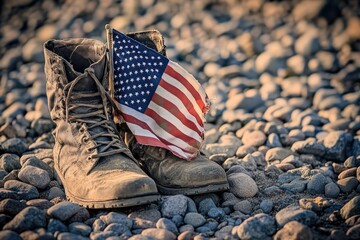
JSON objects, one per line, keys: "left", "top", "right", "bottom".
{"left": 148, "top": 101, "right": 202, "bottom": 142}
{"left": 119, "top": 104, "right": 197, "bottom": 153}
{"left": 127, "top": 122, "right": 196, "bottom": 159}
{"left": 162, "top": 73, "right": 204, "bottom": 120}
{"left": 156, "top": 85, "right": 204, "bottom": 133}
{"left": 169, "top": 60, "right": 207, "bottom": 100}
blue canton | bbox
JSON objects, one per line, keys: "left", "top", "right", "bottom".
{"left": 112, "top": 29, "right": 169, "bottom": 113}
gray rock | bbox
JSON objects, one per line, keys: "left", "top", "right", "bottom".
{"left": 344, "top": 156, "right": 360, "bottom": 168}
{"left": 0, "top": 230, "right": 22, "bottom": 240}
{"left": 0, "top": 138, "right": 28, "bottom": 155}
{"left": 260, "top": 200, "right": 273, "bottom": 213}
{"left": 101, "top": 212, "right": 133, "bottom": 229}
{"left": 234, "top": 200, "right": 252, "bottom": 214}
{"left": 295, "top": 30, "right": 320, "bottom": 56}
{"left": 242, "top": 130, "right": 267, "bottom": 147}
{"left": 3, "top": 206, "right": 46, "bottom": 232}
{"left": 276, "top": 206, "right": 318, "bottom": 227}
{"left": 184, "top": 212, "right": 206, "bottom": 228}
{"left": 47, "top": 186, "right": 66, "bottom": 200}
{"left": 90, "top": 231, "right": 117, "bottom": 240}
{"left": 274, "top": 220, "right": 313, "bottom": 240}
{"left": 47, "top": 201, "right": 81, "bottom": 221}
{"left": 265, "top": 148, "right": 294, "bottom": 162}
{"left": 228, "top": 173, "right": 258, "bottom": 198}
{"left": 281, "top": 179, "right": 307, "bottom": 193}
{"left": 4, "top": 180, "right": 39, "bottom": 200}
{"left": 0, "top": 154, "right": 21, "bottom": 172}
{"left": 27, "top": 199, "right": 53, "bottom": 210}
{"left": 161, "top": 195, "right": 188, "bottom": 218}
{"left": 237, "top": 213, "right": 276, "bottom": 240}
{"left": 93, "top": 218, "right": 106, "bottom": 232}
{"left": 69, "top": 222, "right": 92, "bottom": 237}
{"left": 21, "top": 156, "right": 54, "bottom": 179}
{"left": 324, "top": 182, "right": 340, "bottom": 198}
{"left": 103, "top": 223, "right": 129, "bottom": 235}
{"left": 291, "top": 140, "right": 325, "bottom": 156}
{"left": 207, "top": 207, "right": 225, "bottom": 220}
{"left": 0, "top": 199, "right": 27, "bottom": 215}
{"left": 197, "top": 198, "right": 215, "bottom": 216}
{"left": 340, "top": 196, "right": 360, "bottom": 219}
{"left": 346, "top": 224, "right": 360, "bottom": 240}
{"left": 255, "top": 52, "right": 285, "bottom": 76}
{"left": 337, "top": 177, "right": 359, "bottom": 193}
{"left": 48, "top": 218, "right": 68, "bottom": 233}
{"left": 323, "top": 131, "right": 347, "bottom": 161}
{"left": 226, "top": 89, "right": 263, "bottom": 112}
{"left": 18, "top": 165, "right": 50, "bottom": 189}
{"left": 128, "top": 209, "right": 161, "bottom": 229}
{"left": 266, "top": 133, "right": 282, "bottom": 148}
{"left": 156, "top": 218, "right": 178, "bottom": 234}
{"left": 141, "top": 228, "right": 176, "bottom": 240}
{"left": 307, "top": 173, "right": 328, "bottom": 194}
{"left": 58, "top": 232, "right": 89, "bottom": 240}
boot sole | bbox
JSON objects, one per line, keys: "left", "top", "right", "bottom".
{"left": 66, "top": 190, "right": 160, "bottom": 209}
{"left": 55, "top": 166, "right": 160, "bottom": 209}
{"left": 156, "top": 182, "right": 230, "bottom": 195}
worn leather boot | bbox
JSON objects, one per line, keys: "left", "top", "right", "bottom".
{"left": 118, "top": 30, "right": 229, "bottom": 195}
{"left": 44, "top": 38, "right": 159, "bottom": 208}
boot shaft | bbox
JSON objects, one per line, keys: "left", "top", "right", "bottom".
{"left": 43, "top": 38, "right": 108, "bottom": 121}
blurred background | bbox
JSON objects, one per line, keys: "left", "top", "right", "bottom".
{"left": 0, "top": 0, "right": 359, "bottom": 124}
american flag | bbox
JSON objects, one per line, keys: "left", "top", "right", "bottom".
{"left": 111, "top": 29, "right": 209, "bottom": 160}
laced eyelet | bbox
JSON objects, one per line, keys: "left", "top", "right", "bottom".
{"left": 82, "top": 136, "right": 89, "bottom": 143}
{"left": 79, "top": 127, "right": 85, "bottom": 134}
{"left": 87, "top": 156, "right": 92, "bottom": 160}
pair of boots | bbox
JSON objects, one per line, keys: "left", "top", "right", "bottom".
{"left": 44, "top": 30, "right": 229, "bottom": 208}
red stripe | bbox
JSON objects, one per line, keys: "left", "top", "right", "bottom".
{"left": 164, "top": 65, "right": 206, "bottom": 111}
{"left": 144, "top": 107, "right": 200, "bottom": 148}
{"left": 151, "top": 93, "right": 202, "bottom": 136}
{"left": 121, "top": 111, "right": 199, "bottom": 153}
{"left": 158, "top": 79, "right": 203, "bottom": 126}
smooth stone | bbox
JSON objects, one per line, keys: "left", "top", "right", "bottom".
{"left": 291, "top": 140, "right": 325, "bottom": 156}
{"left": 281, "top": 179, "right": 307, "bottom": 193}
{"left": 344, "top": 157, "right": 360, "bottom": 168}
{"left": 207, "top": 207, "right": 225, "bottom": 220}
{"left": 307, "top": 173, "right": 328, "bottom": 194}
{"left": 92, "top": 218, "right": 106, "bottom": 232}
{"left": 58, "top": 232, "right": 89, "bottom": 240}
{"left": 128, "top": 209, "right": 161, "bottom": 229}
{"left": 103, "top": 223, "right": 129, "bottom": 236}
{"left": 3, "top": 206, "right": 46, "bottom": 232}
{"left": 161, "top": 195, "right": 188, "bottom": 218}
{"left": 276, "top": 206, "right": 318, "bottom": 227}
{"left": 341, "top": 196, "right": 360, "bottom": 219}
{"left": 4, "top": 180, "right": 39, "bottom": 200}
{"left": 184, "top": 212, "right": 206, "bottom": 228}
{"left": 0, "top": 230, "right": 22, "bottom": 240}
{"left": 21, "top": 156, "right": 54, "bottom": 179}
{"left": 338, "top": 167, "right": 357, "bottom": 179}
{"left": 237, "top": 213, "right": 276, "bottom": 240}
{"left": 337, "top": 177, "right": 359, "bottom": 193}
{"left": 47, "top": 201, "right": 81, "bottom": 221}
{"left": 141, "top": 228, "right": 176, "bottom": 240}
{"left": 274, "top": 220, "right": 313, "bottom": 240}
{"left": 346, "top": 224, "right": 360, "bottom": 239}
{"left": 265, "top": 147, "right": 294, "bottom": 162}
{"left": 0, "top": 138, "right": 28, "bottom": 155}
{"left": 47, "top": 218, "right": 69, "bottom": 233}
{"left": 234, "top": 200, "right": 252, "bottom": 214}
{"left": 0, "top": 199, "right": 27, "bottom": 215}
{"left": 0, "top": 154, "right": 21, "bottom": 172}
{"left": 198, "top": 198, "right": 216, "bottom": 215}
{"left": 260, "top": 199, "right": 273, "bottom": 213}
{"left": 156, "top": 218, "right": 178, "bottom": 234}
{"left": 228, "top": 173, "right": 258, "bottom": 198}
{"left": 325, "top": 182, "right": 341, "bottom": 198}
{"left": 68, "top": 207, "right": 90, "bottom": 223}
{"left": 69, "top": 222, "right": 92, "bottom": 237}
{"left": 242, "top": 130, "right": 267, "bottom": 147}
{"left": 323, "top": 131, "right": 347, "bottom": 161}
{"left": 100, "top": 212, "right": 133, "bottom": 229}
{"left": 18, "top": 165, "right": 51, "bottom": 189}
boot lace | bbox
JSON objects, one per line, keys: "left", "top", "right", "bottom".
{"left": 64, "top": 68, "right": 127, "bottom": 159}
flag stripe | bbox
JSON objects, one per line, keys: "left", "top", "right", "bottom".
{"left": 126, "top": 123, "right": 196, "bottom": 159}
{"left": 159, "top": 77, "right": 204, "bottom": 126}
{"left": 152, "top": 89, "right": 204, "bottom": 133}
{"left": 120, "top": 104, "right": 197, "bottom": 152}
{"left": 148, "top": 97, "right": 203, "bottom": 142}
{"left": 144, "top": 107, "right": 200, "bottom": 148}
{"left": 166, "top": 62, "right": 207, "bottom": 110}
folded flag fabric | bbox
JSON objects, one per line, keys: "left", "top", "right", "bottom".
{"left": 111, "top": 29, "right": 209, "bottom": 160}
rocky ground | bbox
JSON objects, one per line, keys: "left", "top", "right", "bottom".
{"left": 1, "top": 0, "right": 360, "bottom": 239}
